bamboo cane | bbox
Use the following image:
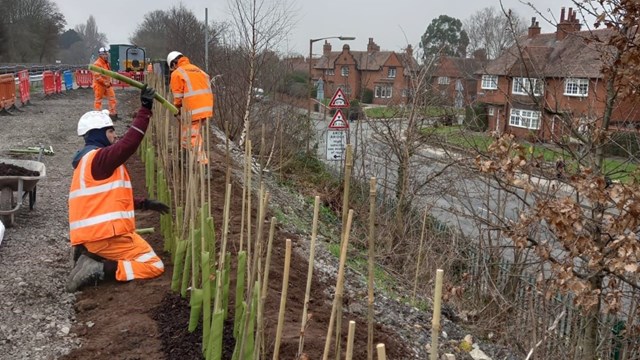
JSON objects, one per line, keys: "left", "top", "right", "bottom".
{"left": 297, "top": 196, "right": 321, "bottom": 357}
{"left": 322, "top": 209, "right": 354, "bottom": 360}
{"left": 135, "top": 227, "right": 155, "bottom": 234}
{"left": 346, "top": 320, "right": 356, "bottom": 360}
{"left": 87, "top": 64, "right": 178, "bottom": 114}
{"left": 430, "top": 269, "right": 444, "bottom": 360}
{"left": 273, "top": 239, "right": 292, "bottom": 360}
{"left": 255, "top": 217, "right": 276, "bottom": 360}
{"left": 367, "top": 177, "right": 377, "bottom": 360}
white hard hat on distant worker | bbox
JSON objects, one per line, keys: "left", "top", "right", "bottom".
{"left": 99, "top": 47, "right": 109, "bottom": 54}
{"left": 77, "top": 110, "right": 114, "bottom": 136}
{"left": 166, "top": 51, "right": 183, "bottom": 68}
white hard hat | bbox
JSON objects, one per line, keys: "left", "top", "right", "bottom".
{"left": 99, "top": 47, "right": 109, "bottom": 54}
{"left": 77, "top": 110, "right": 113, "bottom": 136}
{"left": 167, "top": 51, "right": 183, "bottom": 67}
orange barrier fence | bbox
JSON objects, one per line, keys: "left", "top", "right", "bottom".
{"left": 43, "top": 71, "right": 56, "bottom": 96}
{"left": 112, "top": 71, "right": 145, "bottom": 88}
{"left": 0, "top": 73, "right": 17, "bottom": 115}
{"left": 17, "top": 70, "right": 31, "bottom": 106}
{"left": 75, "top": 70, "right": 92, "bottom": 88}
{"left": 54, "top": 71, "right": 62, "bottom": 94}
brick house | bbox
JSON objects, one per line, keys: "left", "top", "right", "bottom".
{"left": 311, "top": 38, "right": 418, "bottom": 105}
{"left": 430, "top": 52, "right": 487, "bottom": 108}
{"left": 477, "top": 7, "right": 640, "bottom": 141}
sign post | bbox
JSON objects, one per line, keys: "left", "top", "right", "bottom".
{"left": 326, "top": 105, "right": 349, "bottom": 161}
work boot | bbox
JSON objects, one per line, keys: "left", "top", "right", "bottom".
{"left": 66, "top": 254, "right": 104, "bottom": 293}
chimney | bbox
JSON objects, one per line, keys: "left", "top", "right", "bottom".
{"left": 528, "top": 17, "right": 541, "bottom": 38}
{"left": 556, "top": 7, "right": 582, "bottom": 40}
{"left": 405, "top": 44, "right": 413, "bottom": 58}
{"left": 367, "top": 37, "right": 380, "bottom": 52}
{"left": 473, "top": 48, "right": 487, "bottom": 61}
{"left": 323, "top": 40, "right": 331, "bottom": 56}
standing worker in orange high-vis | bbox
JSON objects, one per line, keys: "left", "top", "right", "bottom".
{"left": 93, "top": 47, "right": 119, "bottom": 120}
{"left": 167, "top": 51, "right": 214, "bottom": 165}
{"left": 66, "top": 85, "right": 169, "bottom": 292}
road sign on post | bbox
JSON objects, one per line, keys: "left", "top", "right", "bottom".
{"left": 328, "top": 88, "right": 349, "bottom": 108}
{"left": 326, "top": 109, "right": 348, "bottom": 160}
{"left": 326, "top": 130, "right": 347, "bottom": 160}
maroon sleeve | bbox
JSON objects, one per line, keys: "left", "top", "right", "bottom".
{"left": 91, "top": 107, "right": 152, "bottom": 180}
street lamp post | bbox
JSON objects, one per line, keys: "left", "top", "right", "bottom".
{"left": 307, "top": 35, "right": 355, "bottom": 153}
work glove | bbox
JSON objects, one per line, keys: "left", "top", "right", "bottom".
{"left": 142, "top": 199, "right": 170, "bottom": 214}
{"left": 140, "top": 84, "right": 156, "bottom": 110}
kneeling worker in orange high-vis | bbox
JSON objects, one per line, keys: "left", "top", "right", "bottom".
{"left": 66, "top": 85, "right": 168, "bottom": 292}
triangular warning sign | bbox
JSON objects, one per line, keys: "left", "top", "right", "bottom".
{"left": 328, "top": 109, "right": 349, "bottom": 130}
{"left": 328, "top": 88, "right": 349, "bottom": 108}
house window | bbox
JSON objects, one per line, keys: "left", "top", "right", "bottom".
{"left": 325, "top": 69, "right": 335, "bottom": 76}
{"left": 509, "top": 108, "right": 541, "bottom": 130}
{"left": 512, "top": 77, "right": 543, "bottom": 96}
{"left": 488, "top": 107, "right": 495, "bottom": 116}
{"left": 437, "top": 76, "right": 450, "bottom": 85}
{"left": 388, "top": 67, "right": 397, "bottom": 78}
{"left": 481, "top": 75, "right": 498, "bottom": 90}
{"left": 341, "top": 66, "right": 349, "bottom": 77}
{"left": 340, "top": 85, "right": 352, "bottom": 94}
{"left": 564, "top": 78, "right": 589, "bottom": 97}
{"left": 375, "top": 85, "right": 393, "bottom": 98}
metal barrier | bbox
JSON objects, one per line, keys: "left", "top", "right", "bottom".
{"left": 0, "top": 73, "right": 17, "bottom": 115}
{"left": 43, "top": 70, "right": 55, "bottom": 96}
{"left": 63, "top": 70, "right": 73, "bottom": 91}
{"left": 17, "top": 70, "right": 31, "bottom": 106}
{"left": 75, "top": 69, "right": 92, "bottom": 88}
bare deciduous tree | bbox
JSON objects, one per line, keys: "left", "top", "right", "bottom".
{"left": 464, "top": 6, "right": 527, "bottom": 60}
{"left": 74, "top": 16, "right": 108, "bottom": 63}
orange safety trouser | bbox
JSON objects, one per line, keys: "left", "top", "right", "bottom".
{"left": 181, "top": 118, "right": 209, "bottom": 165}
{"left": 93, "top": 85, "right": 117, "bottom": 115}
{"left": 83, "top": 232, "right": 164, "bottom": 282}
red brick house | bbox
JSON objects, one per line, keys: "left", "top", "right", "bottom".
{"left": 430, "top": 52, "right": 487, "bottom": 108}
{"left": 311, "top": 38, "right": 418, "bottom": 105}
{"left": 477, "top": 7, "right": 640, "bottom": 141}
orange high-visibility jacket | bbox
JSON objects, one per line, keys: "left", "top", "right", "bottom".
{"left": 170, "top": 57, "right": 214, "bottom": 121}
{"left": 68, "top": 149, "right": 135, "bottom": 245}
{"left": 93, "top": 57, "right": 112, "bottom": 88}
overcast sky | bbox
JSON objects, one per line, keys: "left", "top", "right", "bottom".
{"left": 55, "top": 0, "right": 577, "bottom": 56}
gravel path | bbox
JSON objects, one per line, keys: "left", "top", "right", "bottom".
{"left": 0, "top": 89, "right": 135, "bottom": 359}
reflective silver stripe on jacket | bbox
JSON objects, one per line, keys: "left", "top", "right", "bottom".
{"left": 72, "top": 150, "right": 131, "bottom": 199}
{"left": 69, "top": 210, "right": 135, "bottom": 230}
{"left": 172, "top": 67, "right": 212, "bottom": 100}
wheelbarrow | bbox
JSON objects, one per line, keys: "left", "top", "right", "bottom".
{"left": 0, "top": 158, "right": 46, "bottom": 227}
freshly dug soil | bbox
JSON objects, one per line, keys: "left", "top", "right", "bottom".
{"left": 0, "top": 163, "right": 40, "bottom": 177}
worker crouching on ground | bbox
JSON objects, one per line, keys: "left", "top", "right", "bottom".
{"left": 93, "top": 47, "right": 119, "bottom": 120}
{"left": 66, "top": 85, "right": 168, "bottom": 292}
{"left": 167, "top": 51, "right": 214, "bottom": 166}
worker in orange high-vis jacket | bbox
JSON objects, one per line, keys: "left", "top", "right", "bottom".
{"left": 66, "top": 85, "right": 168, "bottom": 293}
{"left": 167, "top": 51, "right": 214, "bottom": 165}
{"left": 93, "top": 47, "right": 119, "bottom": 120}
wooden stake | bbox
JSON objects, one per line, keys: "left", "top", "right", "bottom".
{"left": 322, "top": 209, "right": 354, "bottom": 360}
{"left": 376, "top": 344, "right": 387, "bottom": 360}
{"left": 430, "top": 269, "right": 444, "bottom": 360}
{"left": 367, "top": 177, "right": 377, "bottom": 360}
{"left": 345, "top": 320, "right": 356, "bottom": 360}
